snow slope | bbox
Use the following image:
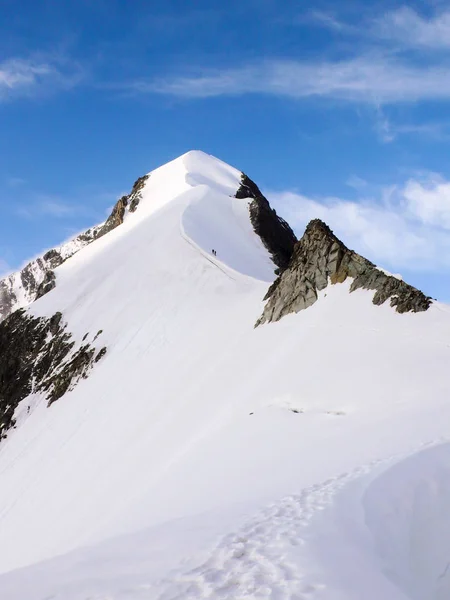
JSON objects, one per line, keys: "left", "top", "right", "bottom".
{"left": 1, "top": 150, "right": 450, "bottom": 599}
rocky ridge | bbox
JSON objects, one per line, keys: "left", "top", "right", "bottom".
{"left": 97, "top": 174, "right": 149, "bottom": 238}
{"left": 0, "top": 173, "right": 151, "bottom": 442}
{"left": 0, "top": 308, "right": 106, "bottom": 440}
{"left": 0, "top": 174, "right": 150, "bottom": 323}
{"left": 235, "top": 174, "right": 297, "bottom": 272}
{"left": 0, "top": 225, "right": 102, "bottom": 323}
{"left": 257, "top": 219, "right": 432, "bottom": 325}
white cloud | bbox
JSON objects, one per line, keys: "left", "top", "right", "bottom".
{"left": 267, "top": 174, "right": 450, "bottom": 272}
{"left": 137, "top": 55, "right": 450, "bottom": 105}
{"left": 373, "top": 105, "right": 395, "bottom": 142}
{"left": 306, "top": 10, "right": 350, "bottom": 32}
{"left": 374, "top": 6, "right": 450, "bottom": 49}
{"left": 346, "top": 175, "right": 368, "bottom": 191}
{"left": 0, "top": 56, "right": 83, "bottom": 101}
{"left": 369, "top": 104, "right": 450, "bottom": 143}
{"left": 15, "top": 188, "right": 123, "bottom": 221}
{"left": 37, "top": 199, "right": 76, "bottom": 217}
{"left": 134, "top": 6, "right": 450, "bottom": 109}
{"left": 17, "top": 196, "right": 78, "bottom": 219}
{"left": 402, "top": 176, "right": 450, "bottom": 228}
{"left": 306, "top": 6, "right": 450, "bottom": 51}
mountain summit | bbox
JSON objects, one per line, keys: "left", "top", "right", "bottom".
{"left": 0, "top": 151, "right": 448, "bottom": 600}
{"left": 0, "top": 151, "right": 295, "bottom": 323}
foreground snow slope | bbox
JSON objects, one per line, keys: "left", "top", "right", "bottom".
{"left": 1, "top": 151, "right": 450, "bottom": 599}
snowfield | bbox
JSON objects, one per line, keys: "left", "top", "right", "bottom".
{"left": 1, "top": 151, "right": 450, "bottom": 599}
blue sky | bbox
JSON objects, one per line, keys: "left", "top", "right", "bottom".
{"left": 2, "top": 0, "right": 450, "bottom": 300}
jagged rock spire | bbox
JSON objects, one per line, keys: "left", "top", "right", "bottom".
{"left": 257, "top": 219, "right": 432, "bottom": 325}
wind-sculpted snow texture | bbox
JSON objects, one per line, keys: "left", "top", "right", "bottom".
{"left": 0, "top": 151, "right": 449, "bottom": 600}
{"left": 258, "top": 218, "right": 432, "bottom": 325}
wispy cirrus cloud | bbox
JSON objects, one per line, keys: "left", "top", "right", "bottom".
{"left": 17, "top": 195, "right": 80, "bottom": 220}
{"left": 127, "top": 5, "right": 450, "bottom": 115}
{"left": 304, "top": 10, "right": 355, "bottom": 33}
{"left": 368, "top": 106, "right": 450, "bottom": 143}
{"left": 15, "top": 188, "right": 123, "bottom": 222}
{"left": 373, "top": 6, "right": 450, "bottom": 49}
{"left": 308, "top": 5, "right": 450, "bottom": 51}
{"left": 37, "top": 198, "right": 78, "bottom": 218}
{"left": 0, "top": 55, "right": 83, "bottom": 102}
{"left": 269, "top": 173, "right": 450, "bottom": 272}
{"left": 133, "top": 55, "right": 450, "bottom": 105}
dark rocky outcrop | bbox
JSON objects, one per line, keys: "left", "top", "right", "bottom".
{"left": 0, "top": 309, "right": 106, "bottom": 440}
{"left": 20, "top": 258, "right": 44, "bottom": 291}
{"left": 35, "top": 270, "right": 56, "bottom": 299}
{"left": 98, "top": 195, "right": 129, "bottom": 238}
{"left": 0, "top": 282, "right": 17, "bottom": 321}
{"left": 97, "top": 174, "right": 150, "bottom": 238}
{"left": 128, "top": 175, "right": 150, "bottom": 212}
{"left": 257, "top": 219, "right": 432, "bottom": 325}
{"left": 77, "top": 226, "right": 102, "bottom": 244}
{"left": 235, "top": 174, "right": 296, "bottom": 272}
{"left": 0, "top": 225, "right": 102, "bottom": 323}
{"left": 42, "top": 249, "right": 64, "bottom": 269}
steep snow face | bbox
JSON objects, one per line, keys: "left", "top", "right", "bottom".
{"left": 1, "top": 151, "right": 450, "bottom": 600}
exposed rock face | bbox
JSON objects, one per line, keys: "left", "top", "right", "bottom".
{"left": 0, "top": 225, "right": 102, "bottom": 323}
{"left": 35, "top": 270, "right": 56, "bottom": 299}
{"left": 0, "top": 174, "right": 150, "bottom": 323}
{"left": 42, "top": 249, "right": 64, "bottom": 269}
{"left": 97, "top": 174, "right": 150, "bottom": 238}
{"left": 128, "top": 175, "right": 150, "bottom": 212}
{"left": 235, "top": 174, "right": 296, "bottom": 272}
{"left": 0, "top": 282, "right": 17, "bottom": 320}
{"left": 0, "top": 308, "right": 106, "bottom": 440}
{"left": 257, "top": 219, "right": 432, "bottom": 325}
{"left": 98, "top": 195, "right": 129, "bottom": 237}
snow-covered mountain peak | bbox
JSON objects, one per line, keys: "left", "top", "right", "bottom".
{"left": 182, "top": 150, "right": 244, "bottom": 194}
{"left": 2, "top": 152, "right": 450, "bottom": 600}
{"left": 125, "top": 150, "right": 243, "bottom": 221}
{"left": 0, "top": 151, "right": 293, "bottom": 325}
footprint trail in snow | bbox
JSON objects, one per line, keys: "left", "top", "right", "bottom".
{"left": 153, "top": 462, "right": 381, "bottom": 600}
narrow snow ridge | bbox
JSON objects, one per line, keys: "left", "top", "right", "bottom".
{"left": 121, "top": 150, "right": 276, "bottom": 281}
